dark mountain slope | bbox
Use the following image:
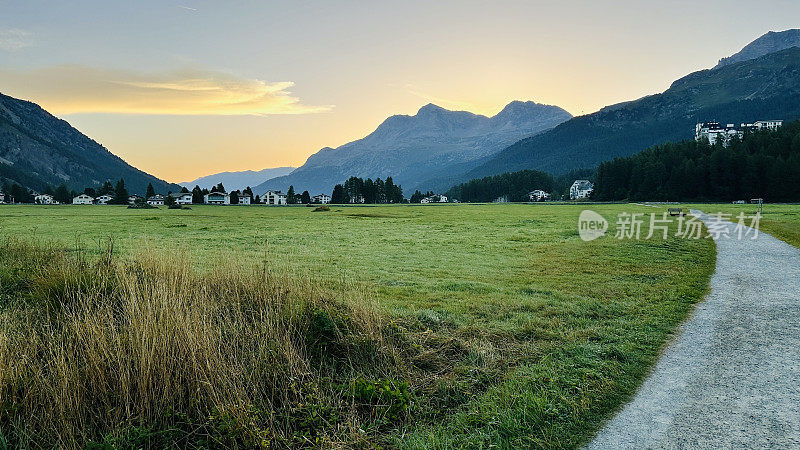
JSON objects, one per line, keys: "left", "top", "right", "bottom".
{"left": 715, "top": 29, "right": 800, "bottom": 69}
{"left": 0, "top": 92, "right": 179, "bottom": 195}
{"left": 458, "top": 47, "right": 800, "bottom": 183}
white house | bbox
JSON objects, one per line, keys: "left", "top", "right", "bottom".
{"left": 313, "top": 194, "right": 331, "bottom": 204}
{"left": 73, "top": 194, "right": 94, "bottom": 205}
{"left": 238, "top": 194, "right": 251, "bottom": 205}
{"left": 35, "top": 193, "right": 55, "bottom": 205}
{"left": 420, "top": 197, "right": 431, "bottom": 204}
{"left": 529, "top": 190, "right": 550, "bottom": 202}
{"left": 169, "top": 192, "right": 193, "bottom": 205}
{"left": 570, "top": 180, "right": 593, "bottom": 200}
{"left": 204, "top": 191, "right": 230, "bottom": 205}
{"left": 350, "top": 194, "right": 365, "bottom": 204}
{"left": 263, "top": 190, "right": 287, "bottom": 205}
{"left": 438, "top": 195, "right": 448, "bottom": 203}
{"left": 128, "top": 194, "right": 143, "bottom": 205}
{"left": 147, "top": 194, "right": 165, "bottom": 206}
{"left": 0, "top": 192, "right": 5, "bottom": 204}
{"left": 96, "top": 194, "right": 113, "bottom": 205}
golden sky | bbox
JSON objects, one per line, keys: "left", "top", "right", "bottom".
{"left": 1, "top": 1, "right": 798, "bottom": 182}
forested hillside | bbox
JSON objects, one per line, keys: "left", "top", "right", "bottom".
{"left": 454, "top": 46, "right": 800, "bottom": 185}
{"left": 446, "top": 168, "right": 594, "bottom": 202}
{"left": 593, "top": 121, "right": 800, "bottom": 201}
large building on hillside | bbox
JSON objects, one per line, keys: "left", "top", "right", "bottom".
{"left": 695, "top": 120, "right": 783, "bottom": 146}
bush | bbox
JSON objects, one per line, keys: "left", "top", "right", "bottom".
{"left": 312, "top": 205, "right": 331, "bottom": 212}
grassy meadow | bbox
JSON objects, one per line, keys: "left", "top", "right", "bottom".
{"left": 685, "top": 203, "right": 800, "bottom": 249}
{"left": 0, "top": 203, "right": 720, "bottom": 447}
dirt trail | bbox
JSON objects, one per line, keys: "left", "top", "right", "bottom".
{"left": 587, "top": 211, "right": 800, "bottom": 449}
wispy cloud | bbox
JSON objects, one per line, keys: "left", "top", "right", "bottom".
{"left": 0, "top": 65, "right": 333, "bottom": 115}
{"left": 178, "top": 5, "right": 197, "bottom": 12}
{"left": 0, "top": 28, "right": 32, "bottom": 51}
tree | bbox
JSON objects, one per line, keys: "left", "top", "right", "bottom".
{"left": 230, "top": 190, "right": 239, "bottom": 205}
{"left": 111, "top": 179, "right": 129, "bottom": 204}
{"left": 83, "top": 187, "right": 97, "bottom": 198}
{"left": 410, "top": 190, "right": 424, "bottom": 203}
{"left": 97, "top": 181, "right": 114, "bottom": 196}
{"left": 242, "top": 186, "right": 254, "bottom": 203}
{"left": 146, "top": 183, "right": 156, "bottom": 199}
{"left": 54, "top": 184, "right": 71, "bottom": 204}
{"left": 192, "top": 185, "right": 204, "bottom": 204}
{"left": 331, "top": 184, "right": 346, "bottom": 204}
{"left": 165, "top": 194, "right": 176, "bottom": 206}
{"left": 301, "top": 190, "right": 311, "bottom": 204}
{"left": 214, "top": 183, "right": 226, "bottom": 193}
{"left": 180, "top": 186, "right": 190, "bottom": 193}
{"left": 287, "top": 185, "right": 297, "bottom": 204}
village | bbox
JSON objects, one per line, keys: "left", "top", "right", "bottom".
{"left": 0, "top": 181, "right": 599, "bottom": 206}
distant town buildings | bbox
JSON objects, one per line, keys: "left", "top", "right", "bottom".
{"left": 238, "top": 194, "right": 251, "bottom": 205}
{"left": 147, "top": 194, "right": 165, "bottom": 206}
{"left": 313, "top": 194, "right": 331, "bottom": 204}
{"left": 204, "top": 191, "right": 230, "bottom": 205}
{"left": 695, "top": 120, "right": 783, "bottom": 146}
{"left": 35, "top": 193, "right": 55, "bottom": 205}
{"left": 263, "top": 190, "right": 287, "bottom": 205}
{"left": 96, "top": 194, "right": 113, "bottom": 205}
{"left": 73, "top": 194, "right": 94, "bottom": 205}
{"left": 529, "top": 190, "right": 549, "bottom": 202}
{"left": 169, "top": 192, "right": 193, "bottom": 205}
{"left": 128, "top": 194, "right": 143, "bottom": 205}
{"left": 570, "top": 180, "right": 593, "bottom": 200}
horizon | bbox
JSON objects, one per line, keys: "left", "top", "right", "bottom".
{"left": 1, "top": 1, "right": 799, "bottom": 182}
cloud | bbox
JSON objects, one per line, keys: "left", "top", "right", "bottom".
{"left": 0, "top": 65, "right": 332, "bottom": 115}
{"left": 0, "top": 28, "right": 32, "bottom": 51}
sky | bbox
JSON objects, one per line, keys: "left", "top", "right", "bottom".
{"left": 1, "top": 1, "right": 799, "bottom": 183}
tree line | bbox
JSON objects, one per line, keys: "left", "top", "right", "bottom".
{"left": 593, "top": 121, "right": 800, "bottom": 202}
{"left": 330, "top": 177, "right": 404, "bottom": 204}
{"left": 445, "top": 168, "right": 594, "bottom": 202}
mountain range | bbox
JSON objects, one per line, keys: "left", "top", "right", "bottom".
{"left": 254, "top": 101, "right": 571, "bottom": 195}
{"left": 0, "top": 92, "right": 179, "bottom": 195}
{"left": 2, "top": 29, "right": 798, "bottom": 199}
{"left": 180, "top": 166, "right": 295, "bottom": 192}
{"left": 446, "top": 32, "right": 800, "bottom": 188}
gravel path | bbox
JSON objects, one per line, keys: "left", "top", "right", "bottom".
{"left": 588, "top": 211, "right": 800, "bottom": 449}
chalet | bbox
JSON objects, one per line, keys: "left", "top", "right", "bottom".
{"left": 529, "top": 190, "right": 550, "bottom": 202}
{"left": 420, "top": 197, "right": 431, "bottom": 204}
{"left": 238, "top": 195, "right": 251, "bottom": 205}
{"left": 169, "top": 192, "right": 193, "bottom": 205}
{"left": 570, "top": 180, "right": 593, "bottom": 200}
{"left": 204, "top": 191, "right": 230, "bottom": 205}
{"left": 313, "top": 194, "right": 331, "bottom": 204}
{"left": 263, "top": 190, "right": 287, "bottom": 205}
{"left": 147, "top": 194, "right": 165, "bottom": 206}
{"left": 73, "top": 194, "right": 94, "bottom": 205}
{"left": 0, "top": 192, "right": 5, "bottom": 203}
{"left": 35, "top": 193, "right": 55, "bottom": 205}
{"left": 96, "top": 194, "right": 113, "bottom": 205}
{"left": 128, "top": 194, "right": 143, "bottom": 205}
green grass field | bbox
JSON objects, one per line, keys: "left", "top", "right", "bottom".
{"left": 0, "top": 203, "right": 724, "bottom": 447}
{"left": 683, "top": 203, "right": 800, "bottom": 249}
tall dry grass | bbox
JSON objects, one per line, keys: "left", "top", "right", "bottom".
{"left": 0, "top": 239, "right": 404, "bottom": 448}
